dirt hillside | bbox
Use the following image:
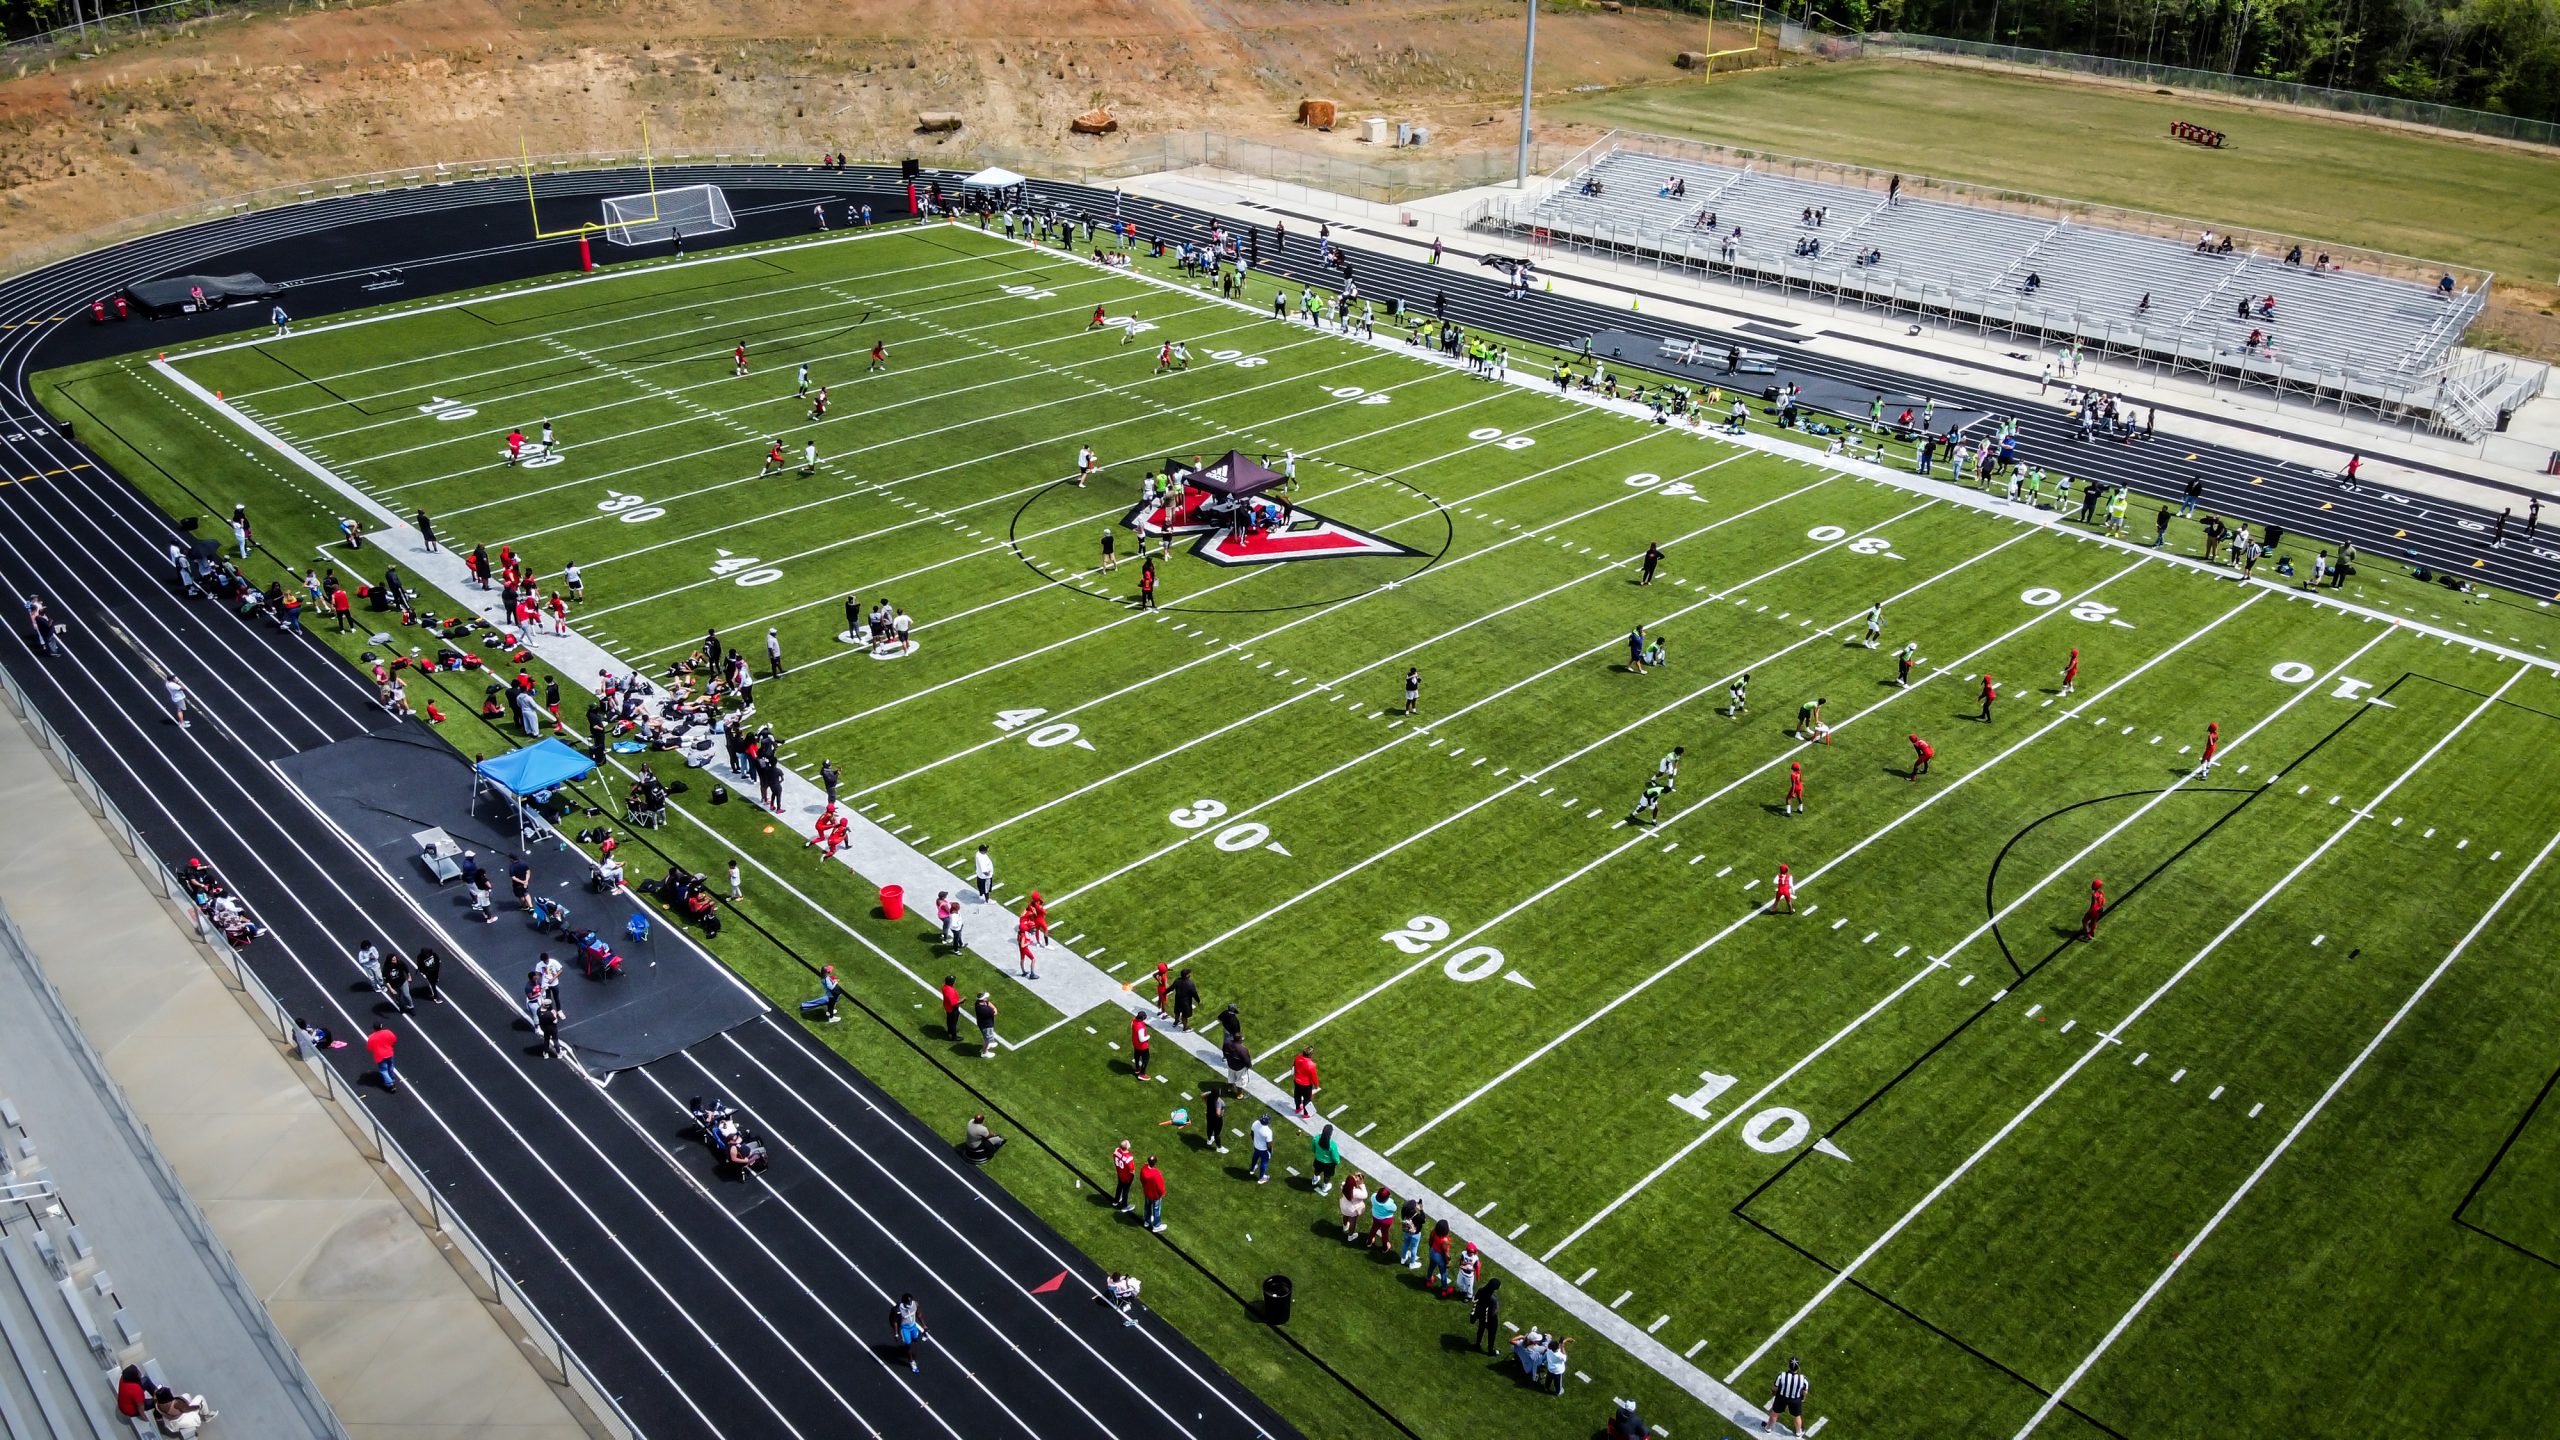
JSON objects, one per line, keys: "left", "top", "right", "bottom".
{"left": 0, "top": 0, "right": 1743, "bottom": 249}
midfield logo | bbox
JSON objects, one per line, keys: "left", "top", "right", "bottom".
{"left": 1122, "top": 501, "right": 1419, "bottom": 567}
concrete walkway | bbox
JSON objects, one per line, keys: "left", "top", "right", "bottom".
{"left": 0, "top": 698, "right": 598, "bottom": 1440}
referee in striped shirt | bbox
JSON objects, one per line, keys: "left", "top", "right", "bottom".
{"left": 1764, "top": 1356, "right": 1811, "bottom": 1434}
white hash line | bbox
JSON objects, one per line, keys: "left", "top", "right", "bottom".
{"left": 259, "top": 249, "right": 1112, "bottom": 441}
{"left": 584, "top": 363, "right": 1523, "bottom": 631}
{"left": 924, "top": 453, "right": 1792, "bottom": 861}
{"left": 336, "top": 274, "right": 1242, "bottom": 479}
{"left": 1369, "top": 554, "right": 2184, "bottom": 1155}
{"left": 807, "top": 403, "right": 1614, "bottom": 753}
{"left": 219, "top": 228, "right": 985, "bottom": 401}
{"left": 1043, "top": 485, "right": 1933, "bottom": 910}
{"left": 2012, "top": 808, "right": 2560, "bottom": 1437}
{"left": 1541, "top": 595, "right": 2385, "bottom": 1263}
{"left": 1256, "top": 519, "right": 2046, "bottom": 1063}
{"left": 531, "top": 336, "right": 1378, "bottom": 571}
{"left": 422, "top": 286, "right": 1288, "bottom": 515}
{"left": 1726, "top": 660, "right": 2526, "bottom": 1386}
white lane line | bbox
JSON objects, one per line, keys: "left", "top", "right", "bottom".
{"left": 2012, "top": 809, "right": 2560, "bottom": 1437}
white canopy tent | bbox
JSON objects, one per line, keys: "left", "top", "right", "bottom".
{"left": 960, "top": 166, "right": 1029, "bottom": 190}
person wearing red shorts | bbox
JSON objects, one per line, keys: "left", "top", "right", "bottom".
{"left": 1783, "top": 761, "right": 1805, "bottom": 816}
{"left": 2080, "top": 877, "right": 2106, "bottom": 940}
{"left": 1771, "top": 863, "right": 1796, "bottom": 914}
{"left": 1978, "top": 673, "right": 1998, "bottom": 722}
{"left": 2060, "top": 647, "right": 2080, "bottom": 696}
{"left": 1908, "top": 733, "right": 1934, "bottom": 782}
{"left": 2194, "top": 721, "right": 2221, "bottom": 776}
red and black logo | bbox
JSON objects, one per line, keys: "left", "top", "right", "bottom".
{"left": 1123, "top": 498, "right": 1419, "bottom": 567}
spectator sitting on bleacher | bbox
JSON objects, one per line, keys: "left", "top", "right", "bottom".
{"left": 2317, "top": 252, "right": 2333, "bottom": 270}
{"left": 2195, "top": 229, "right": 2216, "bottom": 253}
{"left": 1855, "top": 247, "right": 1882, "bottom": 267}
{"left": 2257, "top": 295, "right": 2277, "bottom": 318}
{"left": 117, "top": 1366, "right": 149, "bottom": 1420}
{"left": 2235, "top": 295, "right": 2253, "bottom": 319}
{"left": 1580, "top": 177, "right": 1604, "bottom": 197}
{"left": 152, "top": 1385, "right": 215, "bottom": 1435}
{"left": 2437, "top": 273, "right": 2456, "bottom": 298}
{"left": 1659, "top": 176, "right": 1685, "bottom": 198}
{"left": 2285, "top": 245, "right": 2303, "bottom": 266}
{"left": 2022, "top": 272, "right": 2042, "bottom": 295}
{"left": 2217, "top": 235, "right": 2235, "bottom": 254}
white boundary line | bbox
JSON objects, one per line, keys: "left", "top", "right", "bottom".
{"left": 1266, "top": 541, "right": 2132, "bottom": 1070}
{"left": 1042, "top": 490, "right": 1946, "bottom": 909}
{"left": 2014, "top": 807, "right": 2560, "bottom": 1436}
{"left": 1378, "top": 558, "right": 2241, "bottom": 1158}
{"left": 1725, "top": 659, "right": 2527, "bottom": 1384}
{"left": 1539, "top": 616, "right": 2407, "bottom": 1261}
{"left": 930, "top": 453, "right": 1799, "bottom": 864}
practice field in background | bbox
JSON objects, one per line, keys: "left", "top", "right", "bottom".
{"left": 1554, "top": 60, "right": 2560, "bottom": 288}
{"left": 43, "top": 220, "right": 2560, "bottom": 1439}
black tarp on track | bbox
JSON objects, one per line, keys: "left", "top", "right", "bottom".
{"left": 274, "top": 728, "right": 768, "bottom": 1073}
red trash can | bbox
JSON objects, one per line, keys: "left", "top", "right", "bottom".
{"left": 879, "top": 885, "right": 905, "bottom": 920}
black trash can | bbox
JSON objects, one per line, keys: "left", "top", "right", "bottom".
{"left": 1261, "top": 1274, "right": 1293, "bottom": 1325}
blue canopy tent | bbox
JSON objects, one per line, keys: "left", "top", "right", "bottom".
{"left": 472, "top": 739, "right": 597, "bottom": 833}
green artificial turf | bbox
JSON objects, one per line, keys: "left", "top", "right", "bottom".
{"left": 40, "top": 217, "right": 2560, "bottom": 1440}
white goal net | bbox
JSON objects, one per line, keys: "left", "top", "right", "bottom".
{"left": 600, "top": 184, "right": 735, "bottom": 246}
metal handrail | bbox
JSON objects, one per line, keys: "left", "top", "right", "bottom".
{"left": 0, "top": 662, "right": 637, "bottom": 1440}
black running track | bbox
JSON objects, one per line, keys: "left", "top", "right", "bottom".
{"left": 0, "top": 167, "right": 1299, "bottom": 1440}
{"left": 0, "top": 160, "right": 2545, "bottom": 1438}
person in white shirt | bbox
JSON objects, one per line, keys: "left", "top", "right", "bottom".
{"left": 973, "top": 845, "right": 995, "bottom": 901}
{"left": 1104, "top": 1272, "right": 1142, "bottom": 1327}
{"left": 1249, "top": 1113, "right": 1274, "bottom": 1183}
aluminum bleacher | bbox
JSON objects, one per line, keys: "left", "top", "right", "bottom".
{"left": 1491, "top": 143, "right": 2493, "bottom": 432}
{"left": 0, "top": 1100, "right": 155, "bottom": 1440}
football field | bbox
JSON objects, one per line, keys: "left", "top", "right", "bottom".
{"left": 44, "top": 217, "right": 2560, "bottom": 1439}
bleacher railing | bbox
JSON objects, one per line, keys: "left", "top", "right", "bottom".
{"left": 0, "top": 663, "right": 637, "bottom": 1440}
{"left": 1493, "top": 133, "right": 2520, "bottom": 437}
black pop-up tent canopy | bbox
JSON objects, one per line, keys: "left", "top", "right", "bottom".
{"left": 124, "top": 272, "right": 278, "bottom": 316}
{"left": 1167, "top": 450, "right": 1286, "bottom": 498}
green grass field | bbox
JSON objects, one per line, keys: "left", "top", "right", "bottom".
{"left": 1554, "top": 59, "right": 2560, "bottom": 287}
{"left": 41, "top": 218, "right": 2560, "bottom": 1440}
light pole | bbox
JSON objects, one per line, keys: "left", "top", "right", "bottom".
{"left": 1516, "top": 0, "right": 1540, "bottom": 187}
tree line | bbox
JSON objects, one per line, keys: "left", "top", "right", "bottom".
{"left": 1844, "top": 0, "right": 2560, "bottom": 123}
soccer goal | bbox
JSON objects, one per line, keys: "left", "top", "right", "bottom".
{"left": 600, "top": 184, "right": 734, "bottom": 246}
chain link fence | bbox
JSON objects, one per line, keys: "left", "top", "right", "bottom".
{"left": 1861, "top": 33, "right": 2560, "bottom": 149}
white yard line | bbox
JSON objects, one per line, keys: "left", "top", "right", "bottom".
{"left": 811, "top": 407, "right": 1636, "bottom": 760}
{"left": 268, "top": 255, "right": 1132, "bottom": 449}
{"left": 1043, "top": 491, "right": 1938, "bottom": 908}
{"left": 220, "top": 227, "right": 986, "bottom": 399}
{"left": 929, "top": 453, "right": 1795, "bottom": 861}
{"left": 407, "top": 304, "right": 1323, "bottom": 523}
{"left": 1374, "top": 557, "right": 2213, "bottom": 1157}
{"left": 2012, "top": 810, "right": 2560, "bottom": 1437}
{"left": 583, "top": 370, "right": 1524, "bottom": 630}
{"left": 1261, "top": 526, "right": 2091, "bottom": 1067}
{"left": 1725, "top": 661, "right": 2526, "bottom": 1385}
{"left": 1541, "top": 592, "right": 2377, "bottom": 1263}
